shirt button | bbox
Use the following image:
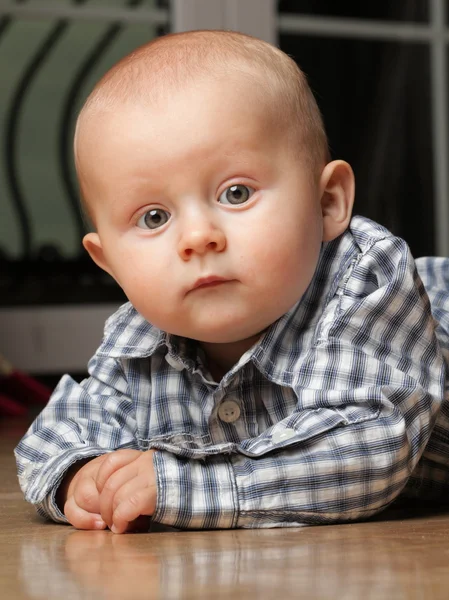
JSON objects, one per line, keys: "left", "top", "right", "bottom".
{"left": 218, "top": 400, "right": 241, "bottom": 423}
{"left": 165, "top": 354, "right": 184, "bottom": 371}
{"left": 272, "top": 428, "right": 296, "bottom": 444}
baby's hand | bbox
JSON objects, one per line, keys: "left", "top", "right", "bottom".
{"left": 95, "top": 449, "right": 157, "bottom": 534}
{"left": 60, "top": 454, "right": 111, "bottom": 530}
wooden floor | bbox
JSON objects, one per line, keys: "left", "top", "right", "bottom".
{"left": 3, "top": 419, "right": 449, "bottom": 599}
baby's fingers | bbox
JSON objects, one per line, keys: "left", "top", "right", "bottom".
{"left": 111, "top": 490, "right": 147, "bottom": 533}
{"left": 99, "top": 462, "right": 139, "bottom": 528}
{"left": 73, "top": 476, "right": 102, "bottom": 514}
{"left": 111, "top": 480, "right": 156, "bottom": 533}
{"left": 64, "top": 495, "right": 107, "bottom": 531}
{"left": 96, "top": 450, "right": 142, "bottom": 494}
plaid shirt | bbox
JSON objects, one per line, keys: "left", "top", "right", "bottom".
{"left": 15, "top": 216, "right": 449, "bottom": 529}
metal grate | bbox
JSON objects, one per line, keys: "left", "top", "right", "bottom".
{"left": 0, "top": 0, "right": 169, "bottom": 306}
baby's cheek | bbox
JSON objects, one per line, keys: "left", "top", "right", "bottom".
{"left": 273, "top": 239, "right": 320, "bottom": 299}
{"left": 127, "top": 279, "right": 179, "bottom": 330}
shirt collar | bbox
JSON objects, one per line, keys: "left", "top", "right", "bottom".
{"left": 96, "top": 303, "right": 202, "bottom": 364}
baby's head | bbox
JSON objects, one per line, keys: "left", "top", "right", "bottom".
{"left": 77, "top": 30, "right": 354, "bottom": 352}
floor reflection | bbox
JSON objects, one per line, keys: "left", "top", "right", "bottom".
{"left": 17, "top": 519, "right": 446, "bottom": 600}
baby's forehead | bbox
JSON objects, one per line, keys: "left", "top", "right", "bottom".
{"left": 91, "top": 60, "right": 276, "bottom": 115}
{"left": 77, "top": 60, "right": 286, "bottom": 151}
{"left": 78, "top": 72, "right": 283, "bottom": 161}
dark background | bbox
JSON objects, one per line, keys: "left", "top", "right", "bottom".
{"left": 279, "top": 0, "right": 434, "bottom": 259}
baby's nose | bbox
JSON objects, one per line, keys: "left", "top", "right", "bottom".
{"left": 177, "top": 227, "right": 226, "bottom": 260}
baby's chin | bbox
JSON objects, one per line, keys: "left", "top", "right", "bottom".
{"left": 139, "top": 307, "right": 277, "bottom": 344}
{"left": 179, "top": 325, "right": 270, "bottom": 346}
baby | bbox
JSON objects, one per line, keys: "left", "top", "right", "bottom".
{"left": 15, "top": 30, "right": 449, "bottom": 533}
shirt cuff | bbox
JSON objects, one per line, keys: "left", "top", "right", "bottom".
{"left": 152, "top": 450, "right": 239, "bottom": 529}
{"left": 22, "top": 448, "right": 111, "bottom": 522}
{"left": 37, "top": 490, "right": 69, "bottom": 524}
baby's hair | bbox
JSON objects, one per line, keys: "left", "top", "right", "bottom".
{"left": 75, "top": 30, "right": 329, "bottom": 224}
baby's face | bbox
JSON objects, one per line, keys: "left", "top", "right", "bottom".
{"left": 80, "top": 78, "right": 326, "bottom": 344}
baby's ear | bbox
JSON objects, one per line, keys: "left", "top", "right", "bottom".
{"left": 83, "top": 233, "right": 113, "bottom": 277}
{"left": 319, "top": 160, "right": 355, "bottom": 242}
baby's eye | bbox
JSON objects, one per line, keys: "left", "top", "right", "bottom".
{"left": 137, "top": 209, "right": 170, "bottom": 230}
{"left": 218, "top": 184, "right": 255, "bottom": 205}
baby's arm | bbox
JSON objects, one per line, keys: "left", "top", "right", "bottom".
{"left": 14, "top": 353, "right": 140, "bottom": 524}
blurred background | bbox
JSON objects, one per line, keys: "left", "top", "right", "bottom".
{"left": 0, "top": 0, "right": 447, "bottom": 388}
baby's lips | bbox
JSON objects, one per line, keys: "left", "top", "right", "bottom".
{"left": 187, "top": 275, "right": 235, "bottom": 294}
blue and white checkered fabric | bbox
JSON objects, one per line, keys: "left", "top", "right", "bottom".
{"left": 15, "top": 216, "right": 449, "bottom": 528}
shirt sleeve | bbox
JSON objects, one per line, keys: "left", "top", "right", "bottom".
{"left": 151, "top": 235, "right": 447, "bottom": 529}
{"left": 14, "top": 354, "right": 138, "bottom": 523}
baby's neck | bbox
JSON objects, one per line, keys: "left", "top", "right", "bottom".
{"left": 199, "top": 333, "right": 264, "bottom": 381}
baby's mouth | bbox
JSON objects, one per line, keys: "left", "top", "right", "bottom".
{"left": 188, "top": 276, "right": 233, "bottom": 293}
